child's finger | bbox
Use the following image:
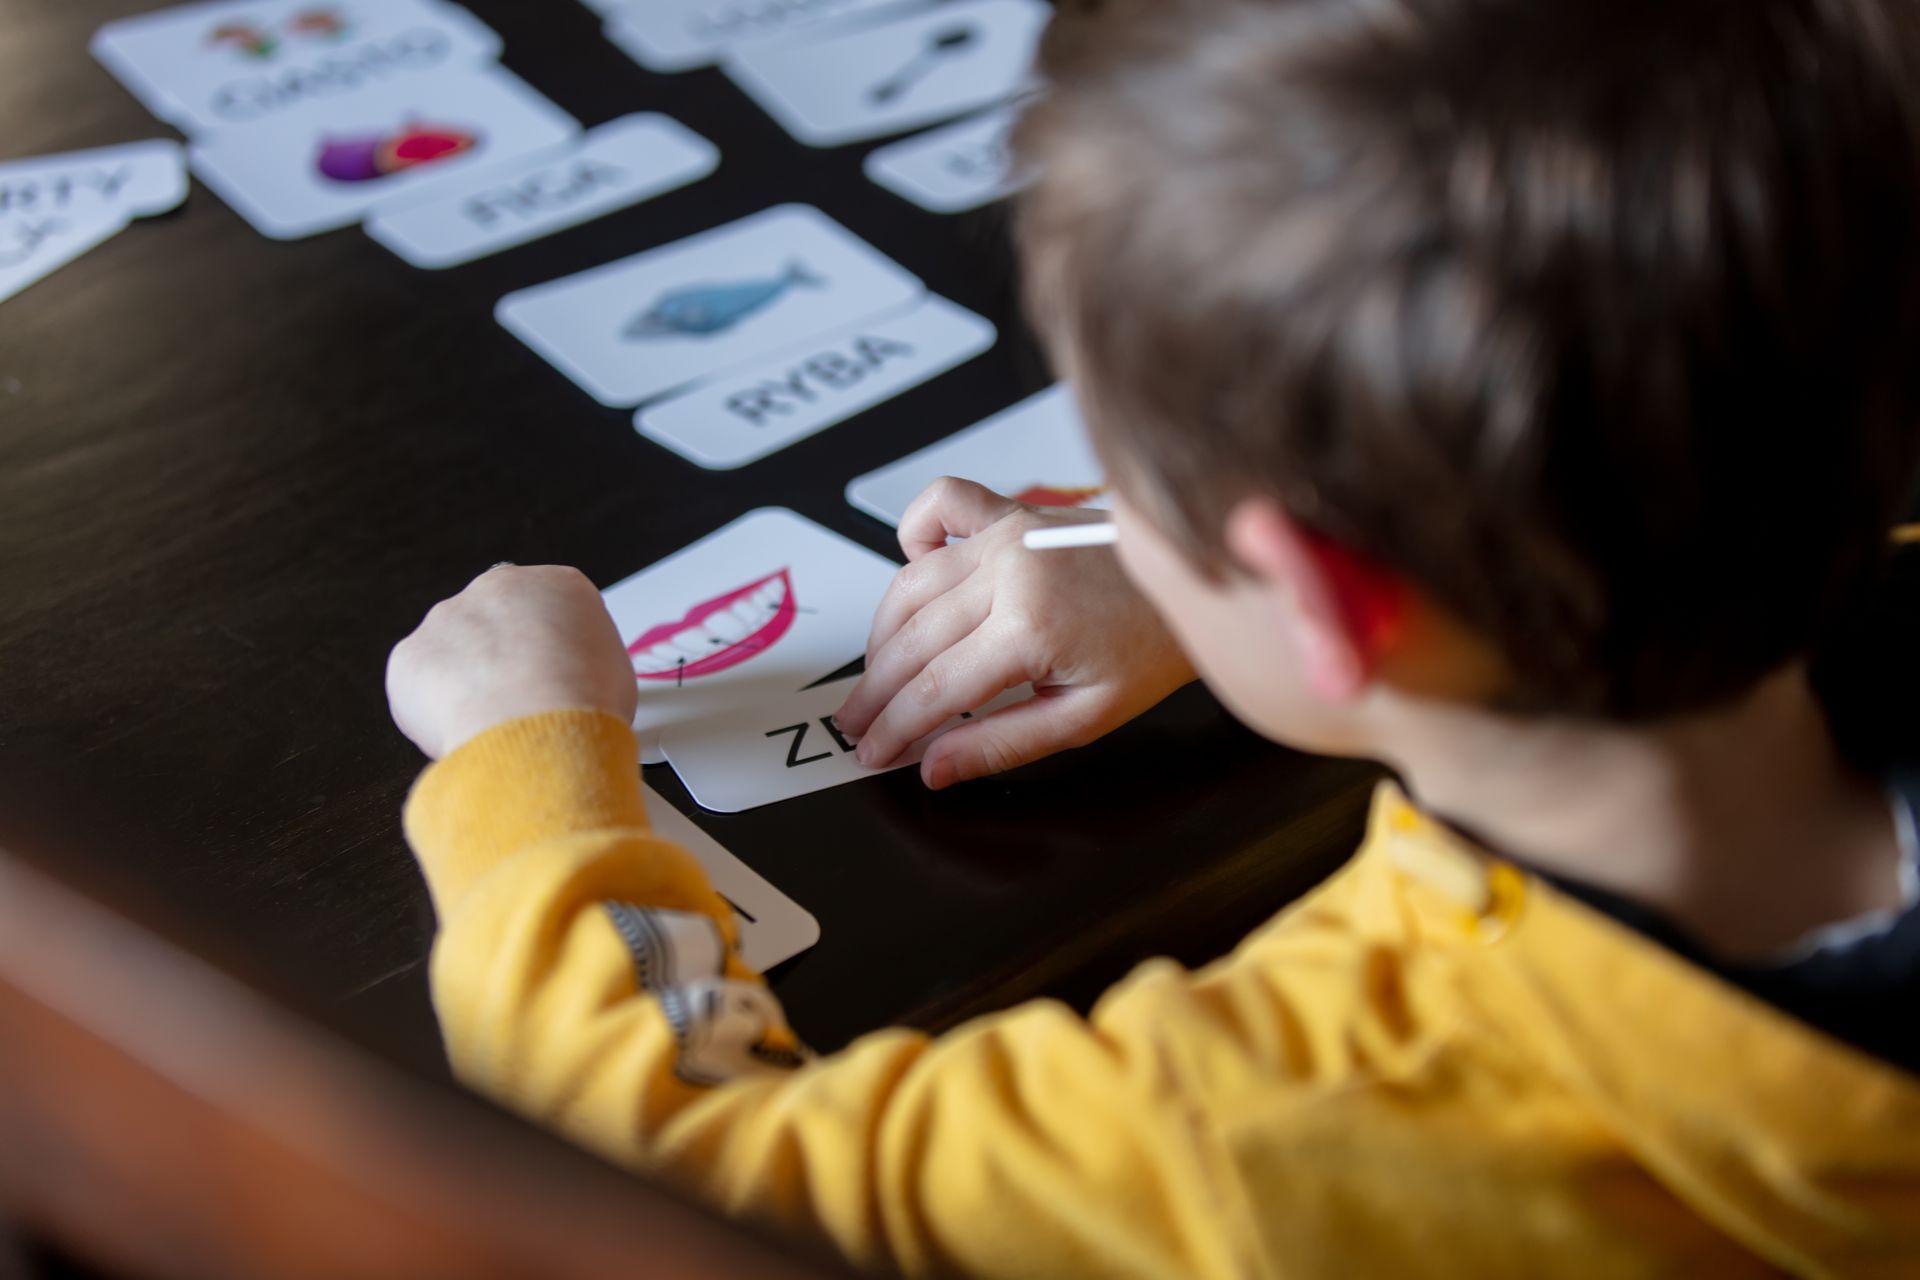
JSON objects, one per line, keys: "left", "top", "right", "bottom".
{"left": 897, "top": 476, "right": 1020, "bottom": 561}
{"left": 863, "top": 543, "right": 977, "bottom": 660}
{"left": 853, "top": 623, "right": 1032, "bottom": 769}
{"left": 918, "top": 688, "right": 1105, "bottom": 789}
{"left": 836, "top": 578, "right": 991, "bottom": 736}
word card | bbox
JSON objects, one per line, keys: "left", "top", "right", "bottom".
{"left": 0, "top": 216, "right": 128, "bottom": 307}
{"left": 635, "top": 293, "right": 995, "bottom": 469}
{"left": 497, "top": 204, "right": 923, "bottom": 407}
{"left": 0, "top": 141, "right": 190, "bottom": 306}
{"left": 661, "top": 675, "right": 1030, "bottom": 813}
{"left": 723, "top": 0, "right": 1049, "bottom": 147}
{"left": 366, "top": 113, "right": 719, "bottom": 268}
{"left": 94, "top": 0, "right": 504, "bottom": 134}
{"left": 0, "top": 140, "right": 189, "bottom": 222}
{"left": 602, "top": 0, "right": 915, "bottom": 74}
{"left": 864, "top": 104, "right": 1028, "bottom": 213}
{"left": 600, "top": 508, "right": 899, "bottom": 762}
{"left": 846, "top": 383, "right": 1107, "bottom": 526}
{"left": 190, "top": 61, "right": 578, "bottom": 239}
{"left": 643, "top": 783, "right": 820, "bottom": 970}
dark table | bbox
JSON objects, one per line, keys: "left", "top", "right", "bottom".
{"left": 0, "top": 0, "right": 1377, "bottom": 1077}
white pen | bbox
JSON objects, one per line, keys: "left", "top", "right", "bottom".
{"left": 1023, "top": 522, "right": 1119, "bottom": 550}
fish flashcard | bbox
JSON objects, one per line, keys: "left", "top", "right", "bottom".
{"left": 864, "top": 104, "right": 1029, "bottom": 213}
{"left": 495, "top": 204, "right": 924, "bottom": 408}
{"left": 642, "top": 783, "right": 820, "bottom": 970}
{"left": 365, "top": 114, "right": 719, "bottom": 268}
{"left": 723, "top": 0, "right": 1049, "bottom": 147}
{"left": 600, "top": 0, "right": 915, "bottom": 74}
{"left": 845, "top": 383, "right": 1108, "bottom": 527}
{"left": 93, "top": 0, "right": 505, "bottom": 135}
{"left": 636, "top": 293, "right": 997, "bottom": 470}
{"left": 189, "top": 61, "right": 578, "bottom": 239}
{"left": 660, "top": 675, "right": 1032, "bottom": 813}
{"left": 625, "top": 261, "right": 825, "bottom": 339}
{"left": 599, "top": 508, "right": 902, "bottom": 760}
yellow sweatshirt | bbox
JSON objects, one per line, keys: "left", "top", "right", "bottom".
{"left": 405, "top": 710, "right": 1920, "bottom": 1278}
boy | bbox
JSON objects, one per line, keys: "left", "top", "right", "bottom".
{"left": 387, "top": 0, "right": 1920, "bottom": 1273}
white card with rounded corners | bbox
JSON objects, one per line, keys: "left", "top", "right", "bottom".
{"left": 845, "top": 383, "right": 1108, "bottom": 526}
{"left": 496, "top": 203, "right": 924, "bottom": 407}
{"left": 0, "top": 210, "right": 129, "bottom": 306}
{"left": 661, "top": 675, "right": 1031, "bottom": 813}
{"left": 366, "top": 114, "right": 719, "bottom": 268}
{"left": 863, "top": 104, "right": 1028, "bottom": 212}
{"left": 0, "top": 140, "right": 188, "bottom": 223}
{"left": 602, "top": 0, "right": 920, "bottom": 73}
{"left": 634, "top": 292, "right": 996, "bottom": 470}
{"left": 722, "top": 0, "right": 1048, "bottom": 147}
{"left": 92, "top": 0, "right": 504, "bottom": 134}
{"left": 642, "top": 783, "right": 820, "bottom": 971}
{"left": 189, "top": 62, "right": 579, "bottom": 240}
{"left": 601, "top": 508, "right": 900, "bottom": 759}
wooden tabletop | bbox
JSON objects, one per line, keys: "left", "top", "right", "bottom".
{"left": 0, "top": 0, "right": 1378, "bottom": 1076}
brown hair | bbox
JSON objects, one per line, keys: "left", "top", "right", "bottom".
{"left": 1014, "top": 0, "right": 1920, "bottom": 720}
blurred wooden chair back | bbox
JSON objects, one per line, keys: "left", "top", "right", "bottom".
{"left": 0, "top": 838, "right": 850, "bottom": 1280}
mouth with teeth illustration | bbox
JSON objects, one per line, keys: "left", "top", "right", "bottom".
{"left": 1013, "top": 483, "right": 1107, "bottom": 509}
{"left": 627, "top": 569, "right": 797, "bottom": 684}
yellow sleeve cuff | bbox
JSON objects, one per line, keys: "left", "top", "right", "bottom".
{"left": 403, "top": 709, "right": 649, "bottom": 917}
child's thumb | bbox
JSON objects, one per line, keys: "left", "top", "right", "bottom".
{"left": 919, "top": 690, "right": 1098, "bottom": 789}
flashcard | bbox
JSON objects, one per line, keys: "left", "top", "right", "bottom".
{"left": 93, "top": 0, "right": 503, "bottom": 134}
{"left": 497, "top": 204, "right": 924, "bottom": 408}
{"left": 642, "top": 783, "right": 820, "bottom": 970}
{"left": 864, "top": 104, "right": 1027, "bottom": 213}
{"left": 365, "top": 114, "right": 718, "bottom": 268}
{"left": 723, "top": 0, "right": 1048, "bottom": 147}
{"left": 0, "top": 212, "right": 128, "bottom": 307}
{"left": 635, "top": 293, "right": 995, "bottom": 469}
{"left": 846, "top": 383, "right": 1107, "bottom": 526}
{"left": 602, "top": 0, "right": 919, "bottom": 73}
{"left": 189, "top": 62, "right": 578, "bottom": 240}
{"left": 661, "top": 674, "right": 1031, "bottom": 813}
{"left": 0, "top": 140, "right": 188, "bottom": 223}
{"left": 601, "top": 508, "right": 900, "bottom": 759}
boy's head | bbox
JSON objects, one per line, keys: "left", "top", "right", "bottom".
{"left": 1014, "top": 0, "right": 1920, "bottom": 748}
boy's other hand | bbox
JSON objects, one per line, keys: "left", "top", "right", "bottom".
{"left": 387, "top": 564, "right": 637, "bottom": 760}
{"left": 834, "top": 477, "right": 1195, "bottom": 790}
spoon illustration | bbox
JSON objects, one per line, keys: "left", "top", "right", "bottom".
{"left": 868, "top": 26, "right": 979, "bottom": 105}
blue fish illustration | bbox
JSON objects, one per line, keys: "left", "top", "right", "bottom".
{"left": 624, "top": 261, "right": 825, "bottom": 339}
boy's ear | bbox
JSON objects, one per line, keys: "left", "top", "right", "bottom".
{"left": 1223, "top": 498, "right": 1404, "bottom": 702}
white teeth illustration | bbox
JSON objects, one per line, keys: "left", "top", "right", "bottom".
{"left": 632, "top": 649, "right": 674, "bottom": 674}
{"left": 670, "top": 632, "right": 715, "bottom": 659}
{"left": 629, "top": 574, "right": 791, "bottom": 678}
{"left": 702, "top": 609, "right": 750, "bottom": 643}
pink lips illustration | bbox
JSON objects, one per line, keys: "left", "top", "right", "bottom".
{"left": 627, "top": 568, "right": 796, "bottom": 683}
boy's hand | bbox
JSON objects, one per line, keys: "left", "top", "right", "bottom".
{"left": 387, "top": 564, "right": 637, "bottom": 760}
{"left": 834, "top": 477, "right": 1195, "bottom": 790}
